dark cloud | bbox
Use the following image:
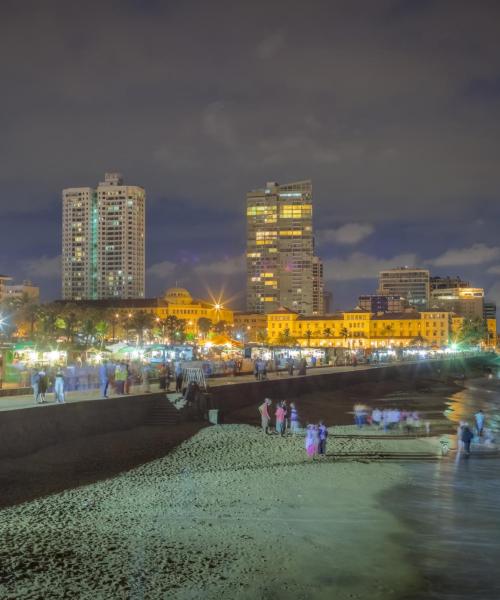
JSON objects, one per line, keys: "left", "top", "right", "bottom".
{"left": 0, "top": 0, "right": 500, "bottom": 307}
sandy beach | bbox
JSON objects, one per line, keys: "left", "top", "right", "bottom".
{"left": 0, "top": 421, "right": 442, "bottom": 600}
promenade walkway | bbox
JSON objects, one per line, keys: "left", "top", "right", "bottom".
{"left": 0, "top": 364, "right": 374, "bottom": 413}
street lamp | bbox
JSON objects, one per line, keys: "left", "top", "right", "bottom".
{"left": 126, "top": 313, "right": 132, "bottom": 341}
{"left": 112, "top": 313, "right": 119, "bottom": 341}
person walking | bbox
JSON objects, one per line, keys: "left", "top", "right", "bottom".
{"left": 142, "top": 362, "right": 151, "bottom": 393}
{"left": 282, "top": 400, "right": 289, "bottom": 433}
{"left": 124, "top": 362, "right": 132, "bottom": 394}
{"left": 54, "top": 369, "right": 65, "bottom": 404}
{"left": 37, "top": 369, "right": 48, "bottom": 403}
{"left": 353, "top": 404, "right": 365, "bottom": 428}
{"left": 318, "top": 421, "right": 328, "bottom": 455}
{"left": 99, "top": 361, "right": 109, "bottom": 398}
{"left": 258, "top": 398, "right": 272, "bottom": 434}
{"left": 456, "top": 421, "right": 465, "bottom": 453}
{"left": 461, "top": 423, "right": 474, "bottom": 456}
{"left": 31, "top": 368, "right": 40, "bottom": 404}
{"left": 158, "top": 364, "right": 167, "bottom": 391}
{"left": 114, "top": 363, "right": 125, "bottom": 395}
{"left": 275, "top": 402, "right": 286, "bottom": 436}
{"left": 175, "top": 362, "right": 183, "bottom": 393}
{"left": 474, "top": 410, "right": 485, "bottom": 437}
{"left": 290, "top": 402, "right": 300, "bottom": 434}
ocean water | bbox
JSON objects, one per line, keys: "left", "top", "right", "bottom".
{"left": 385, "top": 378, "right": 500, "bottom": 600}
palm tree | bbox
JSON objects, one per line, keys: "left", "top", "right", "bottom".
{"left": 256, "top": 329, "right": 268, "bottom": 344}
{"left": 410, "top": 334, "right": 426, "bottom": 347}
{"left": 59, "top": 303, "right": 81, "bottom": 345}
{"left": 14, "top": 293, "right": 40, "bottom": 338}
{"left": 80, "top": 307, "right": 110, "bottom": 349}
{"left": 340, "top": 326, "right": 349, "bottom": 346}
{"left": 213, "top": 320, "right": 227, "bottom": 334}
{"left": 381, "top": 324, "right": 395, "bottom": 337}
{"left": 35, "top": 303, "right": 62, "bottom": 345}
{"left": 129, "top": 311, "right": 155, "bottom": 346}
{"left": 277, "top": 328, "right": 298, "bottom": 346}
{"left": 323, "top": 327, "right": 332, "bottom": 340}
{"left": 305, "top": 329, "right": 313, "bottom": 347}
{"left": 458, "top": 318, "right": 488, "bottom": 346}
{"left": 197, "top": 317, "right": 213, "bottom": 339}
{"left": 164, "top": 315, "right": 186, "bottom": 343}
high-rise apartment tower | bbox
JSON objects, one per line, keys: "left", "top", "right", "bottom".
{"left": 246, "top": 180, "right": 323, "bottom": 315}
{"left": 62, "top": 173, "right": 145, "bottom": 300}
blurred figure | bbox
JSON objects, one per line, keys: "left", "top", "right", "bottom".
{"left": 305, "top": 425, "right": 319, "bottom": 459}
{"left": 318, "top": 422, "right": 328, "bottom": 455}
{"left": 54, "top": 369, "right": 65, "bottom": 404}
{"left": 474, "top": 410, "right": 485, "bottom": 437}
{"left": 175, "top": 362, "right": 183, "bottom": 393}
{"left": 353, "top": 404, "right": 365, "bottom": 428}
{"left": 158, "top": 364, "right": 167, "bottom": 391}
{"left": 275, "top": 402, "right": 286, "bottom": 436}
{"left": 99, "top": 360, "right": 109, "bottom": 398}
{"left": 461, "top": 423, "right": 474, "bottom": 456}
{"left": 31, "top": 368, "right": 40, "bottom": 404}
{"left": 142, "top": 362, "right": 151, "bottom": 393}
{"left": 37, "top": 369, "right": 48, "bottom": 403}
{"left": 290, "top": 402, "right": 300, "bottom": 434}
{"left": 114, "top": 363, "right": 125, "bottom": 395}
{"left": 258, "top": 398, "right": 272, "bottom": 434}
{"left": 371, "top": 408, "right": 382, "bottom": 428}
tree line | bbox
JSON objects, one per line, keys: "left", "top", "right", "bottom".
{"left": 0, "top": 295, "right": 229, "bottom": 349}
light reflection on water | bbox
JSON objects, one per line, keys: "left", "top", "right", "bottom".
{"left": 386, "top": 378, "right": 500, "bottom": 600}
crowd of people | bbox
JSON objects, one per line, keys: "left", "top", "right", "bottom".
{"left": 257, "top": 398, "right": 329, "bottom": 459}
{"left": 253, "top": 357, "right": 309, "bottom": 380}
{"left": 29, "top": 360, "right": 188, "bottom": 405}
{"left": 352, "top": 404, "right": 427, "bottom": 434}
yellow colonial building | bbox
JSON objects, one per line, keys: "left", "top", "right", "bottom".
{"left": 267, "top": 307, "right": 471, "bottom": 348}
{"left": 74, "top": 287, "right": 234, "bottom": 336}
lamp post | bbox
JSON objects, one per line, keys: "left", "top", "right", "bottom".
{"left": 126, "top": 313, "right": 132, "bottom": 342}
{"left": 112, "top": 313, "right": 119, "bottom": 341}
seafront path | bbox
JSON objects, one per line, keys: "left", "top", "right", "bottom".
{"left": 0, "top": 364, "right": 376, "bottom": 412}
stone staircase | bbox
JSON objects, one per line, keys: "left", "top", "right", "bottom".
{"left": 144, "top": 395, "right": 183, "bottom": 427}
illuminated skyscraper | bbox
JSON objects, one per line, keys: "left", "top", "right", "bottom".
{"left": 62, "top": 173, "right": 145, "bottom": 300}
{"left": 246, "top": 180, "right": 321, "bottom": 315}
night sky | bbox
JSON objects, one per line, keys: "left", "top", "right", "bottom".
{"left": 1, "top": 0, "right": 500, "bottom": 310}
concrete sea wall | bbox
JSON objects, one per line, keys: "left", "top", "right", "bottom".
{"left": 0, "top": 394, "right": 162, "bottom": 459}
{"left": 0, "top": 356, "right": 492, "bottom": 460}
{"left": 211, "top": 356, "right": 494, "bottom": 414}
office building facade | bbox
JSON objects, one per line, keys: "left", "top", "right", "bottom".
{"left": 378, "top": 267, "right": 430, "bottom": 309}
{"left": 430, "top": 276, "right": 469, "bottom": 291}
{"left": 312, "top": 256, "right": 325, "bottom": 315}
{"left": 62, "top": 173, "right": 145, "bottom": 300}
{"left": 358, "top": 294, "right": 408, "bottom": 313}
{"left": 246, "top": 180, "right": 321, "bottom": 315}
{"left": 430, "top": 287, "right": 484, "bottom": 320}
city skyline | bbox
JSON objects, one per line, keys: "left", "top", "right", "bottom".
{"left": 1, "top": 1, "right": 500, "bottom": 310}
